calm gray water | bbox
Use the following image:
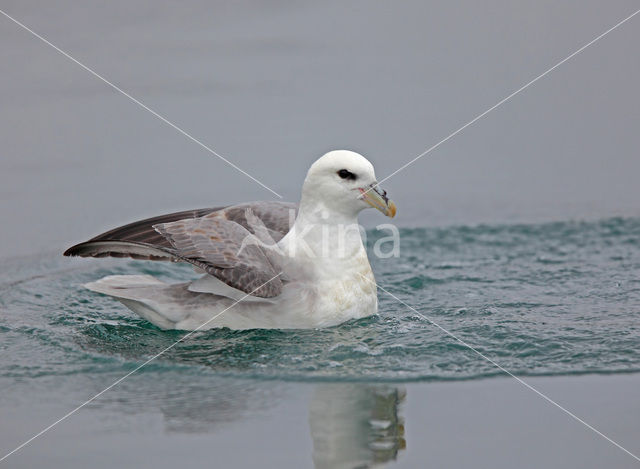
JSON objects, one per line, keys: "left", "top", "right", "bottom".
{"left": 1, "top": 217, "right": 640, "bottom": 468}
{"left": 2, "top": 217, "right": 639, "bottom": 383}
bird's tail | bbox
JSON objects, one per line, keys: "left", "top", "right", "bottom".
{"left": 84, "top": 275, "right": 180, "bottom": 329}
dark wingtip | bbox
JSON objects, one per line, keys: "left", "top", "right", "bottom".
{"left": 63, "top": 244, "right": 80, "bottom": 257}
{"left": 63, "top": 241, "right": 99, "bottom": 257}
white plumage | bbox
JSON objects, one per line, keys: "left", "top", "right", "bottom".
{"left": 78, "top": 150, "right": 396, "bottom": 330}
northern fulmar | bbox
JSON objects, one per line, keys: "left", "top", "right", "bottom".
{"left": 64, "top": 150, "right": 396, "bottom": 330}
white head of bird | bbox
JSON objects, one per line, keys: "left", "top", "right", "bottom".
{"left": 298, "top": 150, "right": 396, "bottom": 224}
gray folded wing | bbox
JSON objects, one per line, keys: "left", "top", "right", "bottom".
{"left": 153, "top": 212, "right": 283, "bottom": 297}
{"left": 63, "top": 207, "right": 225, "bottom": 260}
{"left": 64, "top": 201, "right": 297, "bottom": 297}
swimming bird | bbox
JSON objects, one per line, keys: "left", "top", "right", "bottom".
{"left": 64, "top": 150, "right": 396, "bottom": 330}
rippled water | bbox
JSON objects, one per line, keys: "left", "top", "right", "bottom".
{"left": 1, "top": 216, "right": 639, "bottom": 383}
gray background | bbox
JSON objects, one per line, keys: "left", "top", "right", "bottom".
{"left": 1, "top": 0, "right": 639, "bottom": 257}
{"left": 2, "top": 3, "right": 640, "bottom": 468}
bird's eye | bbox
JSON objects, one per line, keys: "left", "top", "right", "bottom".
{"left": 337, "top": 169, "right": 356, "bottom": 180}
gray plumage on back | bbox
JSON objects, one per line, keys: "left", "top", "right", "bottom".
{"left": 64, "top": 201, "right": 297, "bottom": 297}
{"left": 153, "top": 211, "right": 283, "bottom": 298}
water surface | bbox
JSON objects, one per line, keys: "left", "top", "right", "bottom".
{"left": 2, "top": 217, "right": 638, "bottom": 384}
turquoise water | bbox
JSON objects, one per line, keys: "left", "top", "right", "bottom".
{"left": 1, "top": 216, "right": 639, "bottom": 383}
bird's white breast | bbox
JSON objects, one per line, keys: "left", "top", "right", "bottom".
{"left": 304, "top": 250, "right": 378, "bottom": 327}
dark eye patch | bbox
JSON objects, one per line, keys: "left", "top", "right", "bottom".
{"left": 337, "top": 169, "right": 357, "bottom": 180}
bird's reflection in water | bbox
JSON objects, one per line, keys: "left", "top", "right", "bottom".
{"left": 94, "top": 372, "right": 405, "bottom": 467}
{"left": 309, "top": 384, "right": 406, "bottom": 468}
